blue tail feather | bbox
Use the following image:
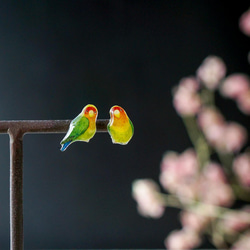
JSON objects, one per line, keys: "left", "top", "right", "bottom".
{"left": 60, "top": 141, "right": 71, "bottom": 151}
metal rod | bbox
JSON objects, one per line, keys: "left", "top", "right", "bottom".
{"left": 9, "top": 128, "right": 24, "bottom": 250}
{"left": 0, "top": 119, "right": 109, "bottom": 250}
{"left": 0, "top": 119, "right": 109, "bottom": 134}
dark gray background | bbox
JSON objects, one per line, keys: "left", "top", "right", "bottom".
{"left": 0, "top": 1, "right": 249, "bottom": 249}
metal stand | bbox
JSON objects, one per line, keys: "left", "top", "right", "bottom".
{"left": 0, "top": 119, "right": 108, "bottom": 250}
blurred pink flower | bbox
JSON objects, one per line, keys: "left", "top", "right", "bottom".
{"left": 221, "top": 208, "right": 250, "bottom": 233}
{"left": 220, "top": 73, "right": 250, "bottom": 99}
{"left": 198, "top": 107, "right": 225, "bottom": 130}
{"left": 199, "top": 180, "right": 234, "bottom": 207}
{"left": 198, "top": 162, "right": 234, "bottom": 207}
{"left": 160, "top": 149, "right": 198, "bottom": 193}
{"left": 223, "top": 122, "right": 247, "bottom": 153}
{"left": 178, "top": 148, "right": 199, "bottom": 178}
{"left": 173, "top": 77, "right": 201, "bottom": 116}
{"left": 164, "top": 229, "right": 201, "bottom": 250}
{"left": 233, "top": 153, "right": 250, "bottom": 187}
{"left": 237, "top": 90, "right": 250, "bottom": 115}
{"left": 201, "top": 120, "right": 247, "bottom": 153}
{"left": 177, "top": 77, "right": 200, "bottom": 92}
{"left": 202, "top": 162, "right": 227, "bottom": 183}
{"left": 196, "top": 56, "right": 226, "bottom": 89}
{"left": 198, "top": 106, "right": 247, "bottom": 153}
{"left": 132, "top": 179, "right": 165, "bottom": 218}
{"left": 160, "top": 152, "right": 180, "bottom": 192}
{"left": 231, "top": 231, "right": 250, "bottom": 250}
{"left": 180, "top": 210, "right": 210, "bottom": 233}
{"left": 239, "top": 9, "right": 250, "bottom": 36}
{"left": 203, "top": 123, "right": 226, "bottom": 149}
{"left": 198, "top": 108, "right": 227, "bottom": 150}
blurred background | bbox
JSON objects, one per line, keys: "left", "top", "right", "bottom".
{"left": 0, "top": 1, "right": 249, "bottom": 249}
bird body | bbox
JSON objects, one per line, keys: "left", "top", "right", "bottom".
{"left": 60, "top": 104, "right": 98, "bottom": 151}
{"left": 108, "top": 105, "right": 134, "bottom": 145}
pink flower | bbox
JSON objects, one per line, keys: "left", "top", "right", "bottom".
{"left": 237, "top": 90, "right": 250, "bottom": 115}
{"left": 202, "top": 162, "right": 227, "bottom": 183}
{"left": 177, "top": 77, "right": 200, "bottom": 92}
{"left": 198, "top": 107, "right": 225, "bottom": 131}
{"left": 239, "top": 9, "right": 250, "bottom": 36}
{"left": 132, "top": 179, "right": 165, "bottom": 218}
{"left": 178, "top": 149, "right": 199, "bottom": 178}
{"left": 198, "top": 163, "right": 234, "bottom": 206}
{"left": 196, "top": 56, "right": 226, "bottom": 89}
{"left": 223, "top": 122, "right": 247, "bottom": 153}
{"left": 180, "top": 210, "right": 210, "bottom": 233}
{"left": 201, "top": 118, "right": 247, "bottom": 153}
{"left": 173, "top": 77, "right": 201, "bottom": 116}
{"left": 220, "top": 74, "right": 250, "bottom": 99}
{"left": 160, "top": 149, "right": 198, "bottom": 193}
{"left": 164, "top": 229, "right": 201, "bottom": 250}
{"left": 160, "top": 152, "right": 180, "bottom": 192}
{"left": 199, "top": 180, "right": 234, "bottom": 207}
{"left": 198, "top": 108, "right": 228, "bottom": 150}
{"left": 203, "top": 123, "right": 226, "bottom": 150}
{"left": 231, "top": 231, "right": 250, "bottom": 249}
{"left": 233, "top": 153, "right": 250, "bottom": 187}
{"left": 222, "top": 208, "right": 250, "bottom": 233}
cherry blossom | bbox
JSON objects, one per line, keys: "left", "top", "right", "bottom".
{"left": 164, "top": 229, "right": 201, "bottom": 250}
{"left": 132, "top": 179, "right": 165, "bottom": 218}
{"left": 173, "top": 77, "right": 201, "bottom": 116}
{"left": 220, "top": 73, "right": 250, "bottom": 99}
{"left": 233, "top": 153, "right": 250, "bottom": 187}
{"left": 160, "top": 149, "right": 198, "bottom": 193}
{"left": 196, "top": 56, "right": 226, "bottom": 89}
{"left": 237, "top": 90, "right": 250, "bottom": 114}
{"left": 239, "top": 8, "right": 250, "bottom": 36}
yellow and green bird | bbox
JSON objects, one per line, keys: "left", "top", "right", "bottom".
{"left": 107, "top": 105, "right": 134, "bottom": 145}
{"left": 60, "top": 104, "right": 98, "bottom": 151}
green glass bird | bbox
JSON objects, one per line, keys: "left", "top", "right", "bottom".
{"left": 60, "top": 104, "right": 98, "bottom": 151}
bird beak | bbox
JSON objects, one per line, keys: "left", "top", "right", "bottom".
{"left": 89, "top": 110, "right": 94, "bottom": 118}
{"left": 114, "top": 109, "right": 120, "bottom": 118}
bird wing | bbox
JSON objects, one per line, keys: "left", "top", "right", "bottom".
{"left": 107, "top": 122, "right": 111, "bottom": 133}
{"left": 129, "top": 119, "right": 134, "bottom": 134}
{"left": 61, "top": 115, "right": 89, "bottom": 144}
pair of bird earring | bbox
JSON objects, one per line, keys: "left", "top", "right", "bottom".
{"left": 60, "top": 104, "right": 134, "bottom": 151}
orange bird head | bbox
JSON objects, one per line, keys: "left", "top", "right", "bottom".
{"left": 82, "top": 104, "right": 98, "bottom": 120}
{"left": 109, "top": 105, "right": 129, "bottom": 124}
{"left": 110, "top": 105, "right": 126, "bottom": 118}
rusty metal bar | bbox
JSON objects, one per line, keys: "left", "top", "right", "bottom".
{"left": 9, "top": 128, "right": 23, "bottom": 250}
{"left": 0, "top": 119, "right": 109, "bottom": 134}
{"left": 0, "top": 119, "right": 109, "bottom": 250}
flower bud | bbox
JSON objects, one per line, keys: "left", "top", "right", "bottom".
{"left": 233, "top": 153, "right": 250, "bottom": 187}
{"left": 173, "top": 77, "right": 201, "bottom": 116}
{"left": 239, "top": 9, "right": 250, "bottom": 36}
{"left": 164, "top": 229, "right": 201, "bottom": 250}
{"left": 220, "top": 73, "right": 250, "bottom": 99}
{"left": 132, "top": 179, "right": 165, "bottom": 218}
{"left": 196, "top": 56, "right": 226, "bottom": 89}
{"left": 237, "top": 90, "right": 250, "bottom": 115}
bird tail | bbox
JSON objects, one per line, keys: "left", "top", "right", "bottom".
{"left": 60, "top": 141, "right": 71, "bottom": 152}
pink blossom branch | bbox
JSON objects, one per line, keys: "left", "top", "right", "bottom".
{"left": 200, "top": 87, "right": 216, "bottom": 107}
{"left": 158, "top": 192, "right": 250, "bottom": 223}
{"left": 182, "top": 116, "right": 210, "bottom": 168}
